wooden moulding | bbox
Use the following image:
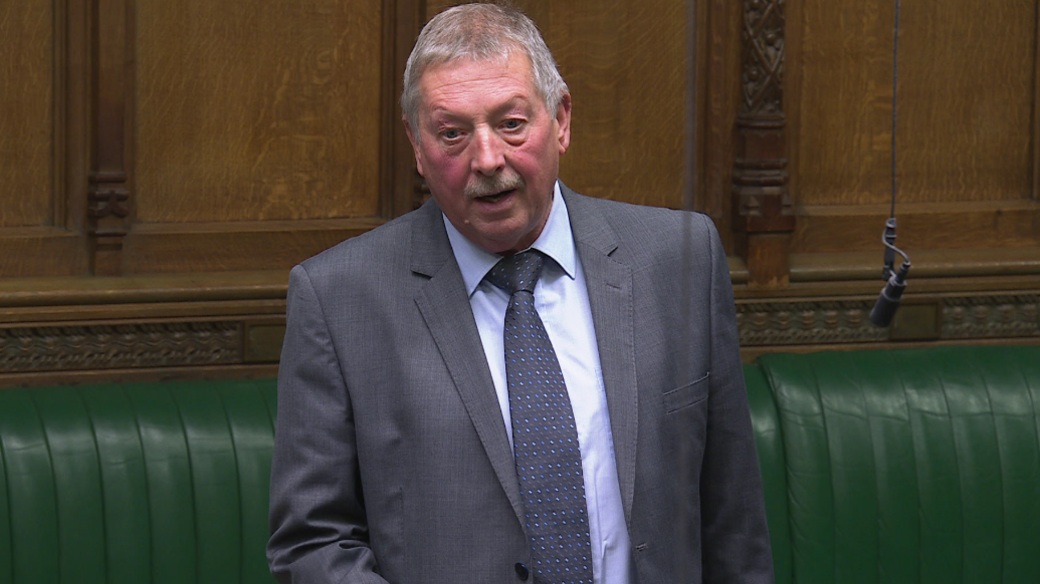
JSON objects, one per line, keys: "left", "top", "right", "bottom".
{"left": 0, "top": 228, "right": 90, "bottom": 278}
{"left": 792, "top": 200, "right": 1040, "bottom": 253}
{"left": 0, "top": 364, "right": 281, "bottom": 391}
{"left": 735, "top": 285, "right": 1040, "bottom": 360}
{"left": 0, "top": 316, "right": 286, "bottom": 387}
{"left": 120, "top": 217, "right": 386, "bottom": 273}
{"left": 0, "top": 271, "right": 289, "bottom": 388}
{"left": 788, "top": 246, "right": 1040, "bottom": 282}
{"left": 0, "top": 270, "right": 289, "bottom": 309}
{"left": 3, "top": 254, "right": 1039, "bottom": 382}
{"left": 733, "top": 246, "right": 1040, "bottom": 355}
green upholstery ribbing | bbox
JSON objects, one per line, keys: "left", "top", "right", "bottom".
{"left": 744, "top": 363, "right": 792, "bottom": 584}
{"left": 3, "top": 346, "right": 1039, "bottom": 584}
{"left": 0, "top": 380, "right": 278, "bottom": 584}
{"left": 757, "top": 345, "right": 1040, "bottom": 584}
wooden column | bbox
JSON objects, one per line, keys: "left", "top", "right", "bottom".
{"left": 381, "top": 0, "right": 426, "bottom": 219}
{"left": 88, "top": 0, "right": 133, "bottom": 276}
{"left": 732, "top": 0, "right": 793, "bottom": 288}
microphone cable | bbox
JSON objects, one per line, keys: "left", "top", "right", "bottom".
{"left": 870, "top": 0, "right": 912, "bottom": 327}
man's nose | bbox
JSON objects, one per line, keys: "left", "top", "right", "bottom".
{"left": 470, "top": 127, "right": 505, "bottom": 175}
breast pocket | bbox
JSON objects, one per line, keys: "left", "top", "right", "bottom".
{"left": 663, "top": 372, "right": 710, "bottom": 413}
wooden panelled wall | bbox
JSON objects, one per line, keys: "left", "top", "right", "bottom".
{"left": 2, "top": 0, "right": 1038, "bottom": 386}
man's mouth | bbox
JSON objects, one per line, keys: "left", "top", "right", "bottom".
{"left": 476, "top": 189, "right": 515, "bottom": 203}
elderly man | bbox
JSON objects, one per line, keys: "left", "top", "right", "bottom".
{"left": 267, "top": 4, "right": 773, "bottom": 583}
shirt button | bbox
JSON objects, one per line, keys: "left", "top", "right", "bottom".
{"left": 514, "top": 562, "right": 529, "bottom": 580}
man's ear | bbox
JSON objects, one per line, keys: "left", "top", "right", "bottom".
{"left": 555, "top": 93, "right": 572, "bottom": 154}
{"left": 403, "top": 116, "right": 425, "bottom": 177}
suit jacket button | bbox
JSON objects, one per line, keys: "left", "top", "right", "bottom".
{"left": 514, "top": 562, "right": 529, "bottom": 580}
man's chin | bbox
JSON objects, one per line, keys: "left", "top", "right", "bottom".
{"left": 465, "top": 223, "right": 533, "bottom": 256}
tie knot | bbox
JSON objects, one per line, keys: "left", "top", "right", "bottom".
{"left": 486, "top": 250, "right": 544, "bottom": 295}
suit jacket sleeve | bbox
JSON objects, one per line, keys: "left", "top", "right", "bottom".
{"left": 700, "top": 216, "right": 774, "bottom": 583}
{"left": 267, "top": 264, "right": 391, "bottom": 584}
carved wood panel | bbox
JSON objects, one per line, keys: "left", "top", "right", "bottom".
{"left": 0, "top": 0, "right": 55, "bottom": 230}
{"left": 134, "top": 0, "right": 384, "bottom": 224}
{"left": 786, "top": 0, "right": 1040, "bottom": 259}
{"left": 0, "top": 0, "right": 91, "bottom": 278}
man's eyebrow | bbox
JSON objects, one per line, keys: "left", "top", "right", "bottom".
{"left": 490, "top": 95, "right": 534, "bottom": 116}
{"left": 428, "top": 95, "right": 534, "bottom": 122}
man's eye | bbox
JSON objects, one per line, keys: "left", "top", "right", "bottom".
{"left": 502, "top": 119, "right": 524, "bottom": 130}
{"left": 441, "top": 129, "right": 462, "bottom": 141}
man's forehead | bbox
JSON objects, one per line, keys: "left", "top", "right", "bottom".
{"left": 421, "top": 51, "right": 529, "bottom": 83}
{"left": 417, "top": 53, "right": 540, "bottom": 109}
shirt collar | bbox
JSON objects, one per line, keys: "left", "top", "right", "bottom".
{"left": 443, "top": 181, "right": 577, "bottom": 297}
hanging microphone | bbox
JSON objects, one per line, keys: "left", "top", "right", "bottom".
{"left": 871, "top": 0, "right": 910, "bottom": 328}
{"left": 869, "top": 218, "right": 911, "bottom": 327}
{"left": 870, "top": 260, "right": 910, "bottom": 326}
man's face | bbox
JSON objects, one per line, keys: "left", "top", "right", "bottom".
{"left": 405, "top": 52, "right": 571, "bottom": 255}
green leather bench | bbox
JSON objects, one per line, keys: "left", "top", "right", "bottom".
{"left": 0, "top": 380, "right": 279, "bottom": 584}
{"left": 2, "top": 344, "right": 1038, "bottom": 583}
{"left": 746, "top": 344, "right": 1040, "bottom": 584}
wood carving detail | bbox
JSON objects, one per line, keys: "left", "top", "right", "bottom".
{"left": 88, "top": 172, "right": 131, "bottom": 224}
{"left": 737, "top": 300, "right": 886, "bottom": 346}
{"left": 733, "top": 0, "right": 792, "bottom": 289}
{"left": 943, "top": 295, "right": 1039, "bottom": 338}
{"left": 0, "top": 322, "right": 241, "bottom": 373}
{"left": 741, "top": 0, "right": 785, "bottom": 116}
{"left": 733, "top": 0, "right": 790, "bottom": 223}
{"left": 738, "top": 293, "right": 1040, "bottom": 346}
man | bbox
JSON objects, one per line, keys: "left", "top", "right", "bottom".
{"left": 268, "top": 4, "right": 773, "bottom": 584}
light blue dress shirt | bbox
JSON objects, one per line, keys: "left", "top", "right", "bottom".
{"left": 443, "top": 181, "right": 633, "bottom": 584}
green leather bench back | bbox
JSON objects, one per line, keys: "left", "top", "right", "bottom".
{"left": 3, "top": 345, "right": 1039, "bottom": 584}
{"left": 0, "top": 380, "right": 279, "bottom": 584}
{"left": 752, "top": 344, "right": 1040, "bottom": 584}
{"left": 744, "top": 362, "right": 793, "bottom": 584}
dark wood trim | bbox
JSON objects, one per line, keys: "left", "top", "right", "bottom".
{"left": 736, "top": 290, "right": 1040, "bottom": 350}
{"left": 65, "top": 0, "right": 90, "bottom": 238}
{"left": 0, "top": 282, "right": 287, "bottom": 388}
{"left": 0, "top": 228, "right": 89, "bottom": 278}
{"left": 740, "top": 337, "right": 1040, "bottom": 364}
{"left": 119, "top": 217, "right": 386, "bottom": 274}
{"left": 703, "top": 0, "right": 742, "bottom": 243}
{"left": 788, "top": 247, "right": 1040, "bottom": 282}
{"left": 0, "top": 363, "right": 280, "bottom": 390}
{"left": 1033, "top": 0, "right": 1040, "bottom": 201}
{"left": 783, "top": 0, "right": 804, "bottom": 205}
{"left": 0, "top": 272, "right": 289, "bottom": 309}
{"left": 2, "top": 267, "right": 1035, "bottom": 384}
{"left": 381, "top": 0, "right": 425, "bottom": 220}
{"left": 89, "top": 0, "right": 133, "bottom": 275}
{"left": 793, "top": 200, "right": 1040, "bottom": 253}
{"left": 54, "top": 0, "right": 68, "bottom": 230}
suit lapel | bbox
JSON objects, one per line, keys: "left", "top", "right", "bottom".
{"left": 409, "top": 201, "right": 527, "bottom": 526}
{"left": 562, "top": 186, "right": 638, "bottom": 525}
{"left": 408, "top": 190, "right": 640, "bottom": 528}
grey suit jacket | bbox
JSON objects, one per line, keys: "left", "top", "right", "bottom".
{"left": 268, "top": 185, "right": 773, "bottom": 584}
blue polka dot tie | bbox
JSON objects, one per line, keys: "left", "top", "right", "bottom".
{"left": 486, "top": 250, "right": 594, "bottom": 584}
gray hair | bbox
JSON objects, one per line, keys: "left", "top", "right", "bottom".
{"left": 401, "top": 3, "right": 569, "bottom": 135}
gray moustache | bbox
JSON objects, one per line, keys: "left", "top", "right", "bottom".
{"left": 465, "top": 174, "right": 524, "bottom": 198}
